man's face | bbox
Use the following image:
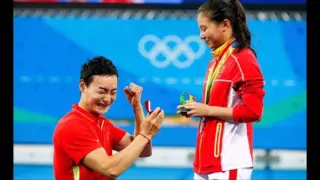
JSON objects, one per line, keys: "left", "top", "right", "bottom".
{"left": 80, "top": 75, "right": 117, "bottom": 115}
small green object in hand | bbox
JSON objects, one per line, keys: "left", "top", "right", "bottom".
{"left": 179, "top": 92, "right": 196, "bottom": 116}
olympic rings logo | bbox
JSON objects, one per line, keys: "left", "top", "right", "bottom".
{"left": 138, "top": 35, "right": 206, "bottom": 69}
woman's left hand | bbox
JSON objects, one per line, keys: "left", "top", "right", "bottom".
{"left": 177, "top": 102, "right": 211, "bottom": 117}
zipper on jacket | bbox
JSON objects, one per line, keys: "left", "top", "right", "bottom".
{"left": 197, "top": 133, "right": 203, "bottom": 173}
{"left": 214, "top": 123, "right": 222, "bottom": 158}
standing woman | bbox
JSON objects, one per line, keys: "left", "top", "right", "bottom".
{"left": 177, "top": 0, "right": 265, "bottom": 179}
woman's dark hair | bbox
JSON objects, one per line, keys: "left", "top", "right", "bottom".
{"left": 198, "top": 0, "right": 256, "bottom": 56}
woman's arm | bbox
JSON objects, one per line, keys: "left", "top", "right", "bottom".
{"left": 207, "top": 79, "right": 265, "bottom": 122}
{"left": 178, "top": 50, "right": 265, "bottom": 123}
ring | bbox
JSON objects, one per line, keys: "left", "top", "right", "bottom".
{"left": 144, "top": 100, "right": 153, "bottom": 114}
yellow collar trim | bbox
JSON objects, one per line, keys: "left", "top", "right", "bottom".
{"left": 211, "top": 38, "right": 235, "bottom": 58}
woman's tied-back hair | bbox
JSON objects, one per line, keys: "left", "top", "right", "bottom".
{"left": 198, "top": 0, "right": 256, "bottom": 56}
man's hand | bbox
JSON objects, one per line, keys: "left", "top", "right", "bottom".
{"left": 140, "top": 107, "right": 165, "bottom": 140}
{"left": 83, "top": 108, "right": 164, "bottom": 179}
{"left": 177, "top": 102, "right": 211, "bottom": 118}
{"left": 124, "top": 83, "right": 143, "bottom": 108}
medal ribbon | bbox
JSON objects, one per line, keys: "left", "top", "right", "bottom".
{"left": 199, "top": 39, "right": 235, "bottom": 133}
{"left": 203, "top": 40, "right": 235, "bottom": 104}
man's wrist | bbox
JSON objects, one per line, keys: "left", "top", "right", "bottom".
{"left": 139, "top": 133, "right": 151, "bottom": 144}
{"left": 133, "top": 103, "right": 143, "bottom": 110}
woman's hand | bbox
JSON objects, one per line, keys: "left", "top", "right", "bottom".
{"left": 177, "top": 102, "right": 212, "bottom": 118}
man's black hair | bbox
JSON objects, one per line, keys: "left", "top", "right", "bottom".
{"left": 80, "top": 56, "right": 118, "bottom": 86}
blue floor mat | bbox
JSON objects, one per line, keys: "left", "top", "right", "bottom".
{"left": 14, "top": 165, "right": 306, "bottom": 180}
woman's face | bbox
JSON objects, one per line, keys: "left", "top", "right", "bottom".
{"left": 197, "top": 12, "right": 227, "bottom": 50}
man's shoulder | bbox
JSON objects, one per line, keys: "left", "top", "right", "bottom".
{"left": 100, "top": 117, "right": 126, "bottom": 134}
{"left": 58, "top": 111, "right": 83, "bottom": 126}
{"left": 54, "top": 111, "right": 85, "bottom": 137}
{"left": 100, "top": 117, "right": 115, "bottom": 128}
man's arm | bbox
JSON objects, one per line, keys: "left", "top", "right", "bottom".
{"left": 64, "top": 108, "right": 164, "bottom": 179}
{"left": 119, "top": 83, "right": 153, "bottom": 157}
{"left": 83, "top": 134, "right": 149, "bottom": 179}
{"left": 113, "top": 104, "right": 152, "bottom": 157}
{"left": 83, "top": 108, "right": 163, "bottom": 179}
